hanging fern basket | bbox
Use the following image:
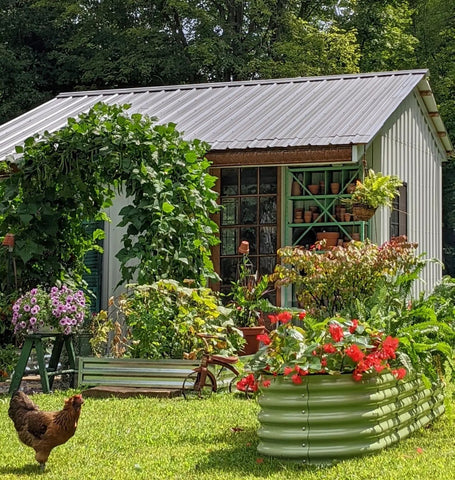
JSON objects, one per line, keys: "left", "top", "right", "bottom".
{"left": 352, "top": 204, "right": 376, "bottom": 221}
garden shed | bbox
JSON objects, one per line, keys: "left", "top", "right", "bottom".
{"left": 0, "top": 69, "right": 452, "bottom": 308}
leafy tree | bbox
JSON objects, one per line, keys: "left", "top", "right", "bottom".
{"left": 340, "top": 0, "right": 418, "bottom": 72}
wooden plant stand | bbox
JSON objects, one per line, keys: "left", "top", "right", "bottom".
{"left": 9, "top": 333, "right": 77, "bottom": 394}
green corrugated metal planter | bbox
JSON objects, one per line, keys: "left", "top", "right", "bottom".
{"left": 257, "top": 372, "right": 445, "bottom": 465}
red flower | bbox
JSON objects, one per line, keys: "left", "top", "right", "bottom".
{"left": 323, "top": 343, "right": 336, "bottom": 354}
{"left": 277, "top": 311, "right": 293, "bottom": 324}
{"left": 345, "top": 344, "right": 365, "bottom": 362}
{"left": 262, "top": 380, "right": 271, "bottom": 388}
{"left": 256, "top": 333, "right": 271, "bottom": 345}
{"left": 283, "top": 366, "right": 293, "bottom": 376}
{"left": 236, "top": 373, "right": 259, "bottom": 392}
{"left": 392, "top": 368, "right": 407, "bottom": 380}
{"left": 294, "top": 365, "right": 309, "bottom": 375}
{"left": 349, "top": 319, "right": 359, "bottom": 334}
{"left": 321, "top": 358, "right": 327, "bottom": 367}
{"left": 381, "top": 336, "right": 399, "bottom": 359}
{"left": 329, "top": 323, "right": 344, "bottom": 342}
{"left": 352, "top": 371, "right": 363, "bottom": 381}
{"left": 268, "top": 314, "right": 278, "bottom": 324}
{"left": 291, "top": 374, "right": 302, "bottom": 384}
{"left": 298, "top": 310, "right": 307, "bottom": 320}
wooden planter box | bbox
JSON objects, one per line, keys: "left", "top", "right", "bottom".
{"left": 257, "top": 372, "right": 445, "bottom": 465}
{"left": 77, "top": 356, "right": 236, "bottom": 391}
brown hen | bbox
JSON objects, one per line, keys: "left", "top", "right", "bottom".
{"left": 8, "top": 391, "right": 84, "bottom": 471}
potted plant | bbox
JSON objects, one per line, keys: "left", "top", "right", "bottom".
{"left": 237, "top": 311, "right": 448, "bottom": 464}
{"left": 227, "top": 263, "right": 275, "bottom": 355}
{"left": 343, "top": 169, "right": 403, "bottom": 220}
{"left": 11, "top": 285, "right": 88, "bottom": 337}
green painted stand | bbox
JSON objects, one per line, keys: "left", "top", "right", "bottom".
{"left": 9, "top": 333, "right": 77, "bottom": 394}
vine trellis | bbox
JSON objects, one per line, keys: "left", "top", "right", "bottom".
{"left": 0, "top": 103, "right": 219, "bottom": 293}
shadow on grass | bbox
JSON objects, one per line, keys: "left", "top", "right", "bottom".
{"left": 197, "top": 442, "right": 320, "bottom": 478}
{"left": 0, "top": 464, "right": 41, "bottom": 475}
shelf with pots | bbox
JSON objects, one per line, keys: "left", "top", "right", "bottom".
{"left": 286, "top": 165, "right": 368, "bottom": 248}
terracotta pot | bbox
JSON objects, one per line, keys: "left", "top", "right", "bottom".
{"left": 344, "top": 213, "right": 352, "bottom": 222}
{"left": 307, "top": 184, "right": 319, "bottom": 195}
{"left": 2, "top": 233, "right": 14, "bottom": 248}
{"left": 238, "top": 241, "right": 250, "bottom": 254}
{"left": 316, "top": 231, "right": 340, "bottom": 247}
{"left": 238, "top": 326, "right": 266, "bottom": 356}
{"left": 330, "top": 182, "right": 340, "bottom": 194}
{"left": 294, "top": 208, "right": 303, "bottom": 223}
{"left": 304, "top": 211, "right": 313, "bottom": 223}
{"left": 291, "top": 180, "right": 302, "bottom": 196}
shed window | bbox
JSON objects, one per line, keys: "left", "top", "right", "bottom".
{"left": 390, "top": 184, "right": 407, "bottom": 238}
{"left": 218, "top": 167, "right": 278, "bottom": 294}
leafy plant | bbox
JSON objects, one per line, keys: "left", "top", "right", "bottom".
{"left": 0, "top": 343, "right": 19, "bottom": 378}
{"left": 118, "top": 280, "right": 244, "bottom": 359}
{"left": 227, "top": 263, "right": 275, "bottom": 328}
{"left": 355, "top": 277, "right": 455, "bottom": 387}
{"left": 343, "top": 169, "right": 403, "bottom": 209}
{"left": 239, "top": 311, "right": 408, "bottom": 393}
{"left": 0, "top": 102, "right": 219, "bottom": 294}
{"left": 272, "top": 236, "right": 426, "bottom": 320}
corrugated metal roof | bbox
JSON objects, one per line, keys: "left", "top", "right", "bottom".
{"left": 0, "top": 69, "right": 452, "bottom": 159}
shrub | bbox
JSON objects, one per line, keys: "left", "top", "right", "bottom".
{"left": 118, "top": 280, "right": 244, "bottom": 359}
{"left": 272, "top": 236, "right": 426, "bottom": 320}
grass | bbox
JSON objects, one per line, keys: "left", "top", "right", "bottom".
{"left": 0, "top": 389, "right": 454, "bottom": 480}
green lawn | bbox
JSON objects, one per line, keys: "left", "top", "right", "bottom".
{"left": 0, "top": 390, "right": 454, "bottom": 480}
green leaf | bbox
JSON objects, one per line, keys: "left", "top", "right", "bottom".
{"left": 162, "top": 202, "right": 175, "bottom": 213}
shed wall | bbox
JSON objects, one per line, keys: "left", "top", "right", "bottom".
{"left": 369, "top": 91, "right": 444, "bottom": 294}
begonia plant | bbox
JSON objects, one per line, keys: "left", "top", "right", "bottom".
{"left": 237, "top": 310, "right": 408, "bottom": 393}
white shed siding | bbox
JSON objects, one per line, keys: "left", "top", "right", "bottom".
{"left": 372, "top": 91, "right": 444, "bottom": 294}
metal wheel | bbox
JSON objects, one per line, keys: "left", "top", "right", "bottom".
{"left": 230, "top": 377, "right": 255, "bottom": 399}
{"left": 182, "top": 370, "right": 216, "bottom": 400}
{"left": 228, "top": 374, "right": 240, "bottom": 394}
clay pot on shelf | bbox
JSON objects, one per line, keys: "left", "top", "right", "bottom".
{"left": 294, "top": 208, "right": 303, "bottom": 223}
{"left": 304, "top": 211, "right": 313, "bottom": 223}
{"left": 337, "top": 207, "right": 346, "bottom": 221}
{"left": 312, "top": 212, "right": 321, "bottom": 222}
{"left": 330, "top": 182, "right": 340, "bottom": 194}
{"left": 307, "top": 184, "right": 320, "bottom": 195}
{"left": 309, "top": 205, "right": 318, "bottom": 213}
{"left": 344, "top": 213, "right": 352, "bottom": 222}
{"left": 351, "top": 233, "right": 361, "bottom": 241}
{"left": 316, "top": 231, "right": 340, "bottom": 247}
{"left": 319, "top": 181, "right": 325, "bottom": 193}
{"left": 291, "top": 180, "right": 302, "bottom": 196}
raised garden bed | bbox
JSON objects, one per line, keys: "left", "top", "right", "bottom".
{"left": 257, "top": 372, "right": 445, "bottom": 465}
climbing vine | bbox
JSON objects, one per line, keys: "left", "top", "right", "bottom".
{"left": 0, "top": 103, "right": 219, "bottom": 292}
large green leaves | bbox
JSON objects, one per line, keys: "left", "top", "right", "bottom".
{"left": 0, "top": 103, "right": 219, "bottom": 292}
